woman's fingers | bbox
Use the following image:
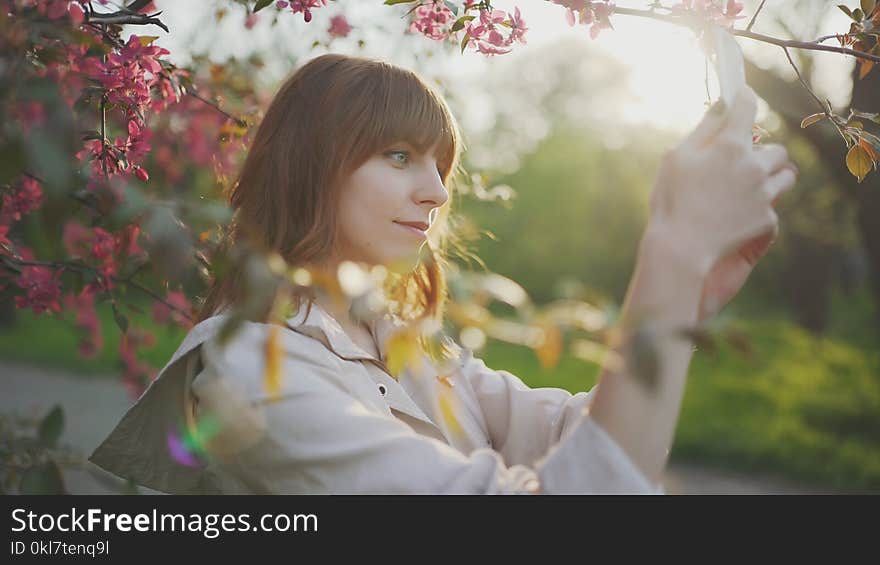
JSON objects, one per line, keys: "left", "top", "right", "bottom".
{"left": 721, "top": 87, "right": 758, "bottom": 144}
{"left": 753, "top": 144, "right": 790, "bottom": 175}
{"left": 683, "top": 101, "right": 730, "bottom": 150}
{"left": 764, "top": 166, "right": 797, "bottom": 204}
{"left": 684, "top": 87, "right": 757, "bottom": 152}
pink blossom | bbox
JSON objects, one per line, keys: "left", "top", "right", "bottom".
{"left": 0, "top": 225, "right": 12, "bottom": 253}
{"left": 42, "top": 1, "right": 86, "bottom": 25}
{"left": 409, "top": 1, "right": 456, "bottom": 41}
{"left": 15, "top": 266, "right": 62, "bottom": 315}
{"left": 151, "top": 290, "right": 193, "bottom": 329}
{"left": 276, "top": 0, "right": 327, "bottom": 23}
{"left": 64, "top": 288, "right": 102, "bottom": 358}
{"left": 1, "top": 176, "right": 45, "bottom": 224}
{"left": 463, "top": 6, "right": 529, "bottom": 56}
{"left": 670, "top": 0, "right": 745, "bottom": 28}
{"left": 328, "top": 14, "right": 352, "bottom": 38}
{"left": 553, "top": 1, "right": 614, "bottom": 39}
{"left": 62, "top": 220, "right": 92, "bottom": 258}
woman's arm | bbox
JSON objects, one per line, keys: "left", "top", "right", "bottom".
{"left": 587, "top": 87, "right": 797, "bottom": 485}
{"left": 193, "top": 322, "right": 660, "bottom": 493}
{"left": 587, "top": 226, "right": 707, "bottom": 485}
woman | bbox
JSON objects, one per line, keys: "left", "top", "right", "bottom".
{"left": 89, "top": 53, "right": 797, "bottom": 494}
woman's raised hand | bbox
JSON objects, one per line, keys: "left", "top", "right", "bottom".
{"left": 646, "top": 86, "right": 797, "bottom": 280}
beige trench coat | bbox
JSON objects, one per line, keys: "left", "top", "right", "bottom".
{"left": 89, "top": 301, "right": 664, "bottom": 494}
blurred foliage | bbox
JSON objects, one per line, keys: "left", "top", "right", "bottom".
{"left": 459, "top": 129, "right": 662, "bottom": 305}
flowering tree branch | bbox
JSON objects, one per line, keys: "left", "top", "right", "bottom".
{"left": 610, "top": 6, "right": 880, "bottom": 65}
{"left": 85, "top": 0, "right": 169, "bottom": 32}
{"left": 745, "top": 0, "right": 766, "bottom": 32}
{"left": 0, "top": 255, "right": 195, "bottom": 324}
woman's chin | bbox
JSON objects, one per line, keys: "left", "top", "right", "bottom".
{"left": 383, "top": 251, "right": 423, "bottom": 274}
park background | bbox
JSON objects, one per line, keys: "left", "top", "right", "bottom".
{"left": 1, "top": 0, "right": 878, "bottom": 493}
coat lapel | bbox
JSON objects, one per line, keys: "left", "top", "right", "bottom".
{"left": 285, "top": 301, "right": 443, "bottom": 432}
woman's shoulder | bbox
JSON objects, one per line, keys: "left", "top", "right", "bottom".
{"left": 193, "top": 314, "right": 343, "bottom": 373}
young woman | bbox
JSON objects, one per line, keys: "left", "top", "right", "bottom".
{"left": 90, "top": 53, "right": 797, "bottom": 494}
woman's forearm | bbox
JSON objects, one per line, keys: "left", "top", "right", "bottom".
{"left": 586, "top": 224, "right": 709, "bottom": 485}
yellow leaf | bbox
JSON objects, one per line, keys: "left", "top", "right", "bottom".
{"left": 437, "top": 388, "right": 464, "bottom": 438}
{"left": 859, "top": 137, "right": 878, "bottom": 162}
{"left": 263, "top": 324, "right": 282, "bottom": 402}
{"left": 137, "top": 36, "right": 159, "bottom": 46}
{"left": 384, "top": 328, "right": 419, "bottom": 377}
{"left": 533, "top": 323, "right": 562, "bottom": 370}
{"left": 799, "top": 113, "right": 824, "bottom": 129}
{"left": 846, "top": 144, "right": 874, "bottom": 183}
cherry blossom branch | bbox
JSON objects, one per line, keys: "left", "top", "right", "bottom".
{"left": 815, "top": 34, "right": 839, "bottom": 44}
{"left": 20, "top": 171, "right": 102, "bottom": 215}
{"left": 781, "top": 46, "right": 825, "bottom": 112}
{"left": 610, "top": 6, "right": 880, "bottom": 65}
{"left": 745, "top": 0, "right": 766, "bottom": 32}
{"left": 0, "top": 255, "right": 195, "bottom": 323}
{"left": 186, "top": 88, "right": 248, "bottom": 126}
{"left": 85, "top": 0, "right": 169, "bottom": 32}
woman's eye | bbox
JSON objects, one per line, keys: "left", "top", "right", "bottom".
{"left": 387, "top": 150, "right": 409, "bottom": 165}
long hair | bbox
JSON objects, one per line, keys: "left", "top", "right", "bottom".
{"left": 197, "top": 54, "right": 465, "bottom": 338}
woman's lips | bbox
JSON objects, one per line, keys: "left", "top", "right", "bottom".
{"left": 394, "top": 221, "right": 427, "bottom": 239}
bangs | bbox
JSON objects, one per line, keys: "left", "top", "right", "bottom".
{"left": 371, "top": 67, "right": 460, "bottom": 179}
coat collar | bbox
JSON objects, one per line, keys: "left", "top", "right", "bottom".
{"left": 284, "top": 299, "right": 401, "bottom": 366}
{"left": 284, "top": 300, "right": 449, "bottom": 434}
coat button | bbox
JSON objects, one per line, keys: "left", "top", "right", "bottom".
{"left": 378, "top": 384, "right": 387, "bottom": 396}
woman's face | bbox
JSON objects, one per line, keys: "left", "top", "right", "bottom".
{"left": 332, "top": 140, "right": 449, "bottom": 272}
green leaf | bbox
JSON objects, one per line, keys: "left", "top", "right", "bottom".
{"left": 839, "top": 4, "right": 854, "bottom": 18}
{"left": 253, "top": 0, "right": 274, "bottom": 12}
{"left": 38, "top": 405, "right": 64, "bottom": 447}
{"left": 19, "top": 462, "right": 67, "bottom": 494}
{"left": 846, "top": 144, "right": 873, "bottom": 183}
{"left": 800, "top": 113, "right": 825, "bottom": 128}
{"left": 444, "top": 0, "right": 459, "bottom": 15}
{"left": 852, "top": 110, "right": 880, "bottom": 123}
{"left": 112, "top": 301, "right": 129, "bottom": 334}
{"left": 460, "top": 30, "right": 471, "bottom": 54}
{"left": 383, "top": 0, "right": 418, "bottom": 5}
{"left": 854, "top": 8, "right": 865, "bottom": 20}
{"left": 451, "top": 15, "right": 475, "bottom": 33}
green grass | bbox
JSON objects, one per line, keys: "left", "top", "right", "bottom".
{"left": 0, "top": 301, "right": 187, "bottom": 378}
{"left": 478, "top": 319, "right": 880, "bottom": 491}
{"left": 2, "top": 302, "right": 879, "bottom": 491}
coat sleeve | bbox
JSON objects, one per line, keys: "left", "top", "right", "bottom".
{"left": 458, "top": 348, "right": 665, "bottom": 493}
{"left": 195, "top": 323, "right": 663, "bottom": 494}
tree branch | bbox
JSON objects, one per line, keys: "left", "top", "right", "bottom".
{"left": 745, "top": 0, "right": 766, "bottom": 32}
{"left": 0, "top": 255, "right": 194, "bottom": 323}
{"left": 85, "top": 0, "right": 169, "bottom": 33}
{"left": 186, "top": 88, "right": 248, "bottom": 126}
{"left": 610, "top": 6, "right": 880, "bottom": 65}
{"left": 781, "top": 46, "right": 825, "bottom": 113}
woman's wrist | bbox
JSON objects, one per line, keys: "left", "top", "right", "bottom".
{"left": 617, "top": 223, "right": 709, "bottom": 331}
{"left": 640, "top": 221, "right": 714, "bottom": 280}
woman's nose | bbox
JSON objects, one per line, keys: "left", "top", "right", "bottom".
{"left": 415, "top": 167, "right": 449, "bottom": 208}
